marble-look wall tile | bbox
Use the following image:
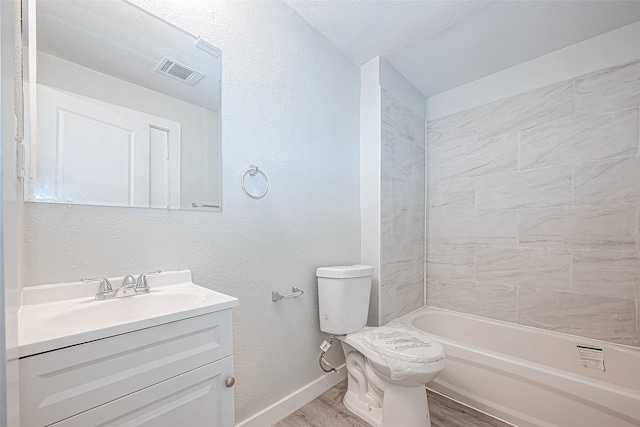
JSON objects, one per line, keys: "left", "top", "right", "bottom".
{"left": 476, "top": 166, "right": 571, "bottom": 210}
{"left": 380, "top": 244, "right": 424, "bottom": 323}
{"left": 573, "top": 156, "right": 640, "bottom": 206}
{"left": 519, "top": 108, "right": 639, "bottom": 170}
{"left": 572, "top": 250, "right": 640, "bottom": 299}
{"left": 380, "top": 90, "right": 425, "bottom": 320}
{"left": 476, "top": 247, "right": 571, "bottom": 290}
{"left": 382, "top": 170, "right": 424, "bottom": 212}
{"left": 382, "top": 207, "right": 424, "bottom": 247}
{"left": 382, "top": 131, "right": 426, "bottom": 170}
{"left": 518, "top": 206, "right": 638, "bottom": 251}
{"left": 518, "top": 208, "right": 573, "bottom": 249}
{"left": 379, "top": 284, "right": 396, "bottom": 326}
{"left": 391, "top": 281, "right": 424, "bottom": 324}
{"left": 426, "top": 245, "right": 475, "bottom": 283}
{"left": 382, "top": 89, "right": 425, "bottom": 144}
{"left": 518, "top": 288, "right": 637, "bottom": 345}
{"left": 557, "top": 206, "right": 638, "bottom": 251}
{"left": 427, "top": 208, "right": 518, "bottom": 247}
{"left": 477, "top": 80, "right": 573, "bottom": 140}
{"left": 427, "top": 108, "right": 477, "bottom": 148}
{"left": 426, "top": 124, "right": 477, "bottom": 210}
{"left": 439, "top": 134, "right": 518, "bottom": 180}
{"left": 432, "top": 132, "right": 477, "bottom": 170}
{"left": 425, "top": 59, "right": 640, "bottom": 347}
{"left": 428, "top": 177, "right": 476, "bottom": 210}
{"left": 381, "top": 281, "right": 425, "bottom": 325}
{"left": 426, "top": 280, "right": 517, "bottom": 322}
{"left": 575, "top": 59, "right": 640, "bottom": 119}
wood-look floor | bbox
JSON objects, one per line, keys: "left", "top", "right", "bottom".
{"left": 274, "top": 381, "right": 512, "bottom": 427}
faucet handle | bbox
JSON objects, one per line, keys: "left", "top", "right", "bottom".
{"left": 136, "top": 270, "right": 161, "bottom": 292}
{"left": 121, "top": 275, "right": 137, "bottom": 288}
{"left": 81, "top": 277, "right": 113, "bottom": 294}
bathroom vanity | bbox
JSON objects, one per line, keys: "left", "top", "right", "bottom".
{"left": 18, "top": 270, "right": 238, "bottom": 426}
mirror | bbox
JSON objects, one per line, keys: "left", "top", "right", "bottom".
{"left": 23, "top": 0, "right": 221, "bottom": 210}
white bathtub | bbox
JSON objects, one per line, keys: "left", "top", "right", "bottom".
{"left": 401, "top": 307, "right": 640, "bottom": 427}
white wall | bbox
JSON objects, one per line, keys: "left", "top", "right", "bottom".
{"left": 23, "top": 0, "right": 360, "bottom": 423}
{"left": 2, "top": 0, "right": 22, "bottom": 425}
{"left": 428, "top": 20, "right": 640, "bottom": 120}
{"left": 35, "top": 52, "right": 221, "bottom": 209}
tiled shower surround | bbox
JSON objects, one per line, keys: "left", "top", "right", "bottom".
{"left": 426, "top": 59, "right": 640, "bottom": 346}
{"left": 380, "top": 89, "right": 426, "bottom": 324}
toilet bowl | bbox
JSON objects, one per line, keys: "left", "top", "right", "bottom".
{"left": 317, "top": 265, "right": 445, "bottom": 427}
{"left": 338, "top": 326, "right": 445, "bottom": 427}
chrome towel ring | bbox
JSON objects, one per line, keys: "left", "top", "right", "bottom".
{"left": 242, "top": 165, "right": 269, "bottom": 199}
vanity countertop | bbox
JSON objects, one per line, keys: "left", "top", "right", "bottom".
{"left": 18, "top": 270, "right": 238, "bottom": 357}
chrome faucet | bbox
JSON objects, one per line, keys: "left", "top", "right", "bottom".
{"left": 135, "top": 271, "right": 159, "bottom": 293}
{"left": 82, "top": 271, "right": 160, "bottom": 301}
{"left": 81, "top": 277, "right": 115, "bottom": 300}
{"left": 115, "top": 275, "right": 138, "bottom": 298}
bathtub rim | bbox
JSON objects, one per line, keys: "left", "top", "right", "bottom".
{"left": 400, "top": 305, "right": 640, "bottom": 354}
{"left": 400, "top": 305, "right": 640, "bottom": 426}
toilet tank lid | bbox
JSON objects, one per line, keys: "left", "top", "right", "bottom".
{"left": 316, "top": 265, "right": 374, "bottom": 279}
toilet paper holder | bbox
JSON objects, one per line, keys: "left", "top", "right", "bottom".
{"left": 272, "top": 286, "right": 304, "bottom": 302}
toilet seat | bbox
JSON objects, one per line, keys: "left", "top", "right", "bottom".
{"left": 340, "top": 323, "right": 446, "bottom": 427}
{"left": 342, "top": 324, "right": 444, "bottom": 380}
{"left": 363, "top": 325, "right": 444, "bottom": 363}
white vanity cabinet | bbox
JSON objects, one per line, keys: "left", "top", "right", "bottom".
{"left": 20, "top": 309, "right": 236, "bottom": 427}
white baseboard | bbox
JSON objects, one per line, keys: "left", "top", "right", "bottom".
{"left": 236, "top": 365, "right": 347, "bottom": 427}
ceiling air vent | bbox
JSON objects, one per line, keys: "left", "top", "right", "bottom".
{"left": 155, "top": 56, "right": 205, "bottom": 85}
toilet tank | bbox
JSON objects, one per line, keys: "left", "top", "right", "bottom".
{"left": 316, "top": 265, "right": 373, "bottom": 335}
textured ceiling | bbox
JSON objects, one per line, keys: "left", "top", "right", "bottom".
{"left": 285, "top": 0, "right": 490, "bottom": 65}
{"left": 285, "top": 0, "right": 640, "bottom": 97}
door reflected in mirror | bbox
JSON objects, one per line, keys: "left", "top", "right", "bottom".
{"left": 24, "top": 0, "right": 222, "bottom": 210}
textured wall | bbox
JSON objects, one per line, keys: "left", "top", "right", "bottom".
{"left": 426, "top": 58, "right": 640, "bottom": 347}
{"left": 3, "top": 1, "right": 22, "bottom": 425}
{"left": 380, "top": 89, "right": 425, "bottom": 324}
{"left": 23, "top": 0, "right": 360, "bottom": 422}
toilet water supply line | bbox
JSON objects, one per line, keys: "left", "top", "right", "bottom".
{"left": 319, "top": 336, "right": 340, "bottom": 374}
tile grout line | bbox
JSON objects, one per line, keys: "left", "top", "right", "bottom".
{"left": 474, "top": 123, "right": 479, "bottom": 289}
{"left": 473, "top": 246, "right": 477, "bottom": 282}
{"left": 570, "top": 164, "right": 574, "bottom": 207}
{"left": 517, "top": 130, "right": 521, "bottom": 172}
{"left": 486, "top": 153, "right": 638, "bottom": 178}
{"left": 516, "top": 210, "right": 520, "bottom": 249}
{"left": 572, "top": 77, "right": 576, "bottom": 122}
{"left": 424, "top": 120, "right": 429, "bottom": 309}
{"left": 569, "top": 249, "right": 574, "bottom": 292}
{"left": 515, "top": 285, "right": 520, "bottom": 323}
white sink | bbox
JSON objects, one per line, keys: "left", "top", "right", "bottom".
{"left": 18, "top": 270, "right": 238, "bottom": 357}
{"left": 46, "top": 289, "right": 209, "bottom": 329}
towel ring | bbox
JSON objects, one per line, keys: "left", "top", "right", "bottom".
{"left": 242, "top": 165, "right": 269, "bottom": 199}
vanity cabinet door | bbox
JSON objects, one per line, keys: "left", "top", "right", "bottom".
{"left": 20, "top": 310, "right": 232, "bottom": 426}
{"left": 51, "top": 356, "right": 235, "bottom": 427}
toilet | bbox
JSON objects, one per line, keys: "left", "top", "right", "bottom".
{"left": 317, "top": 265, "right": 445, "bottom": 427}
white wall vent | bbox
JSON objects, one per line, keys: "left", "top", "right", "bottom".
{"left": 155, "top": 57, "right": 205, "bottom": 85}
